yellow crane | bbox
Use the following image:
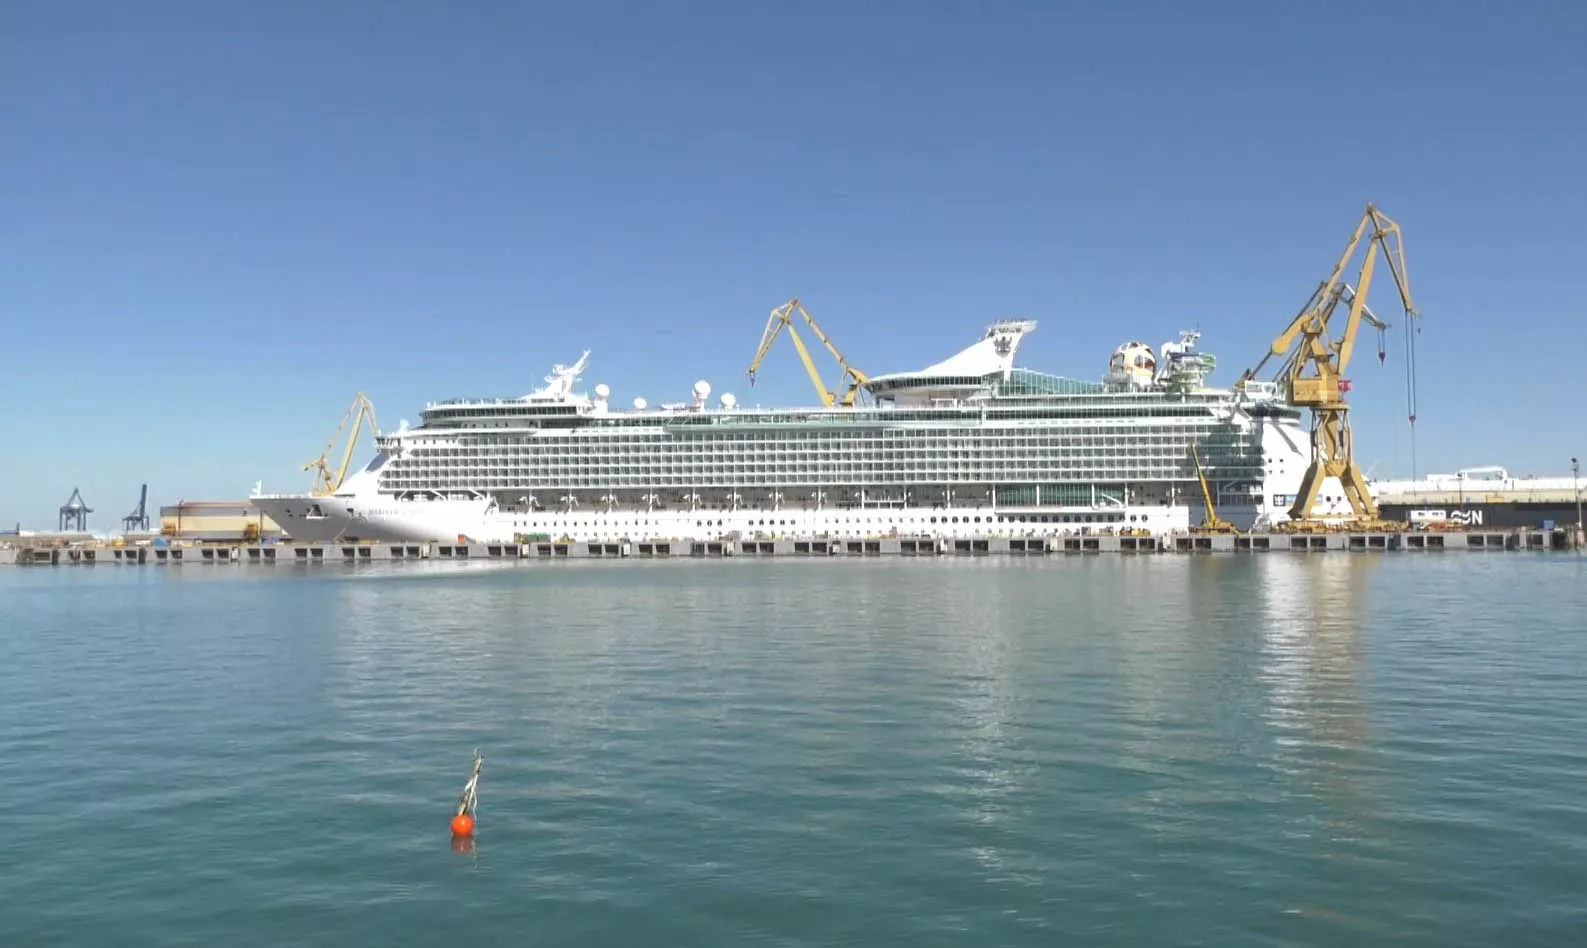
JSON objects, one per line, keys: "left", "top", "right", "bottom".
{"left": 1189, "top": 445, "right": 1239, "bottom": 534}
{"left": 745, "top": 297, "right": 870, "bottom": 408}
{"left": 302, "top": 392, "right": 379, "bottom": 496}
{"left": 1240, "top": 203, "right": 1418, "bottom": 532}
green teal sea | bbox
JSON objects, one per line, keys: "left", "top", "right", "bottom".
{"left": 2, "top": 554, "right": 1584, "bottom": 946}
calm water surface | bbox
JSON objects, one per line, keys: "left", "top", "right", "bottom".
{"left": 2, "top": 555, "right": 1585, "bottom": 946}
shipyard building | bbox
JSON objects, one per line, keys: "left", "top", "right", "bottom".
{"left": 159, "top": 501, "right": 284, "bottom": 542}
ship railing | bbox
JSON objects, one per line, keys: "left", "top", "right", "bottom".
{"left": 425, "top": 397, "right": 531, "bottom": 408}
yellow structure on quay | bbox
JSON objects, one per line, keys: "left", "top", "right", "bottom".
{"left": 159, "top": 501, "right": 284, "bottom": 542}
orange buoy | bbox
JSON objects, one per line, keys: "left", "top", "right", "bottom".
{"left": 449, "top": 749, "right": 483, "bottom": 838}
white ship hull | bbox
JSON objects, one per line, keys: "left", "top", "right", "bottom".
{"left": 251, "top": 468, "right": 1226, "bottom": 544}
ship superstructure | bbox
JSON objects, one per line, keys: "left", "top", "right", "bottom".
{"left": 250, "top": 320, "right": 1361, "bottom": 544}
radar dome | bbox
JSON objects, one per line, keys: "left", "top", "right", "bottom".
{"left": 594, "top": 383, "right": 610, "bottom": 399}
{"left": 719, "top": 392, "right": 737, "bottom": 409}
{"left": 693, "top": 380, "right": 711, "bottom": 397}
{"left": 633, "top": 396, "right": 648, "bottom": 410}
{"left": 1108, "top": 341, "right": 1157, "bottom": 388}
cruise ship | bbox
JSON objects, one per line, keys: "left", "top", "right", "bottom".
{"left": 249, "top": 320, "right": 1367, "bottom": 544}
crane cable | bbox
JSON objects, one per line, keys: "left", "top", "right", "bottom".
{"left": 1373, "top": 303, "right": 1421, "bottom": 479}
{"left": 1372, "top": 312, "right": 1420, "bottom": 480}
{"left": 1404, "top": 315, "right": 1420, "bottom": 479}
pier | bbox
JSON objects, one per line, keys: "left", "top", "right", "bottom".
{"left": 1, "top": 528, "right": 1580, "bottom": 566}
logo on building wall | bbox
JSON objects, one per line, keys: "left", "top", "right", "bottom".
{"left": 1409, "top": 508, "right": 1485, "bottom": 527}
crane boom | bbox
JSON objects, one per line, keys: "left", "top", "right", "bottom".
{"left": 302, "top": 392, "right": 379, "bottom": 496}
{"left": 1241, "top": 206, "right": 1413, "bottom": 387}
{"left": 1247, "top": 203, "right": 1419, "bottom": 531}
{"left": 745, "top": 298, "right": 870, "bottom": 407}
{"left": 1272, "top": 282, "right": 1389, "bottom": 386}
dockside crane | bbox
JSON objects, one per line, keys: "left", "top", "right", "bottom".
{"left": 1189, "top": 446, "right": 1239, "bottom": 535}
{"left": 58, "top": 488, "right": 92, "bottom": 532}
{"left": 302, "top": 392, "right": 380, "bottom": 496}
{"left": 1239, "top": 203, "right": 1419, "bottom": 532}
{"left": 746, "top": 298, "right": 870, "bottom": 408}
{"left": 122, "top": 484, "right": 149, "bottom": 533}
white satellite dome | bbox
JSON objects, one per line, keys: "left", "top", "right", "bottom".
{"left": 693, "top": 379, "right": 711, "bottom": 397}
{"left": 633, "top": 396, "right": 648, "bottom": 410}
{"left": 719, "top": 392, "right": 737, "bottom": 409}
{"left": 1109, "top": 341, "right": 1157, "bottom": 387}
{"left": 594, "top": 383, "right": 611, "bottom": 399}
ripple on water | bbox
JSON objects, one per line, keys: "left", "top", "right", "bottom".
{"left": 1, "top": 556, "right": 1585, "bottom": 945}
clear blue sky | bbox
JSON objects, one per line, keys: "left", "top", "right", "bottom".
{"left": 3, "top": 0, "right": 1583, "bottom": 529}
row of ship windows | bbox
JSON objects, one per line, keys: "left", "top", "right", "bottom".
{"left": 427, "top": 404, "right": 1224, "bottom": 424}
{"left": 514, "top": 512, "right": 1139, "bottom": 528}
{"left": 378, "top": 461, "right": 1269, "bottom": 476}
{"left": 397, "top": 452, "right": 1258, "bottom": 467}
{"left": 403, "top": 430, "right": 1241, "bottom": 453}
{"left": 398, "top": 447, "right": 1259, "bottom": 463}
{"left": 381, "top": 473, "right": 1263, "bottom": 487}
{"left": 399, "top": 450, "right": 1260, "bottom": 464}
{"left": 381, "top": 475, "right": 1258, "bottom": 491}
{"left": 379, "top": 460, "right": 1264, "bottom": 476}
{"left": 379, "top": 460, "right": 1266, "bottom": 475}
{"left": 438, "top": 417, "right": 1226, "bottom": 434}
{"left": 447, "top": 419, "right": 1226, "bottom": 436}
{"left": 390, "top": 468, "right": 1256, "bottom": 481}
{"left": 487, "top": 483, "right": 1187, "bottom": 502}
{"left": 386, "top": 453, "right": 1259, "bottom": 470}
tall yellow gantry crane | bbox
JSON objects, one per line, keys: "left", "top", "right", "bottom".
{"left": 302, "top": 392, "right": 379, "bottom": 496}
{"left": 1239, "top": 203, "right": 1418, "bottom": 532}
{"left": 745, "top": 297, "right": 870, "bottom": 407}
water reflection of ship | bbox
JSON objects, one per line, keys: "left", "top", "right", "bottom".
{"left": 863, "top": 558, "right": 1061, "bottom": 883}
{"left": 923, "top": 560, "right": 1031, "bottom": 874}
{"left": 1254, "top": 553, "right": 1379, "bottom": 827}
{"left": 1102, "top": 554, "right": 1380, "bottom": 847}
